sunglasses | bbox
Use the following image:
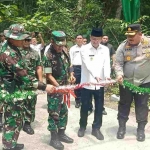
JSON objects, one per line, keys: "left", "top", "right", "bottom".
{"left": 24, "top": 39, "right": 31, "bottom": 42}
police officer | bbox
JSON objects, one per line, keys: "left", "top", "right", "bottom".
{"left": 43, "top": 31, "right": 75, "bottom": 150}
{"left": 0, "top": 24, "right": 54, "bottom": 150}
{"left": 115, "top": 24, "right": 150, "bottom": 142}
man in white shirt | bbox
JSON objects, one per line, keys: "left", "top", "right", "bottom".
{"left": 30, "top": 32, "right": 45, "bottom": 60}
{"left": 44, "top": 43, "right": 51, "bottom": 56}
{"left": 83, "top": 37, "right": 87, "bottom": 45}
{"left": 78, "top": 28, "right": 111, "bottom": 140}
{"left": 69, "top": 35, "right": 83, "bottom": 108}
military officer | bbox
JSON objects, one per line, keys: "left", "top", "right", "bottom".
{"left": 0, "top": 24, "right": 54, "bottom": 150}
{"left": 43, "top": 31, "right": 75, "bottom": 150}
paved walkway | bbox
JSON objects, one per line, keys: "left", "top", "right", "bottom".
{"left": 0, "top": 94, "right": 150, "bottom": 150}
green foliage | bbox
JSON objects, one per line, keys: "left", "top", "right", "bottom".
{"left": 0, "top": 0, "right": 150, "bottom": 45}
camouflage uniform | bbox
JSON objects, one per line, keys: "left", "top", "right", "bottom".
{"left": 43, "top": 31, "right": 73, "bottom": 150}
{"left": 0, "top": 34, "right": 6, "bottom": 131}
{"left": 0, "top": 24, "right": 43, "bottom": 149}
{"left": 22, "top": 48, "right": 40, "bottom": 132}
{"left": 44, "top": 43, "right": 70, "bottom": 131}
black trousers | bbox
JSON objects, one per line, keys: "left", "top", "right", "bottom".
{"left": 73, "top": 65, "right": 81, "bottom": 104}
{"left": 79, "top": 88, "right": 104, "bottom": 129}
{"left": 118, "top": 83, "right": 150, "bottom": 123}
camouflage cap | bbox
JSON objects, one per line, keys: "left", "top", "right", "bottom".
{"left": 52, "top": 31, "right": 66, "bottom": 46}
{"left": 4, "top": 24, "right": 31, "bottom": 40}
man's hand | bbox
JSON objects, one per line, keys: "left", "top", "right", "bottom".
{"left": 106, "top": 77, "right": 113, "bottom": 86}
{"left": 38, "top": 33, "right": 42, "bottom": 38}
{"left": 112, "top": 63, "right": 115, "bottom": 69}
{"left": 95, "top": 77, "right": 102, "bottom": 83}
{"left": 45, "top": 84, "right": 55, "bottom": 93}
{"left": 69, "top": 74, "right": 76, "bottom": 84}
{"left": 116, "top": 75, "right": 123, "bottom": 84}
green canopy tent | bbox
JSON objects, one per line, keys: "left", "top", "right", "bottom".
{"left": 122, "top": 0, "right": 140, "bottom": 23}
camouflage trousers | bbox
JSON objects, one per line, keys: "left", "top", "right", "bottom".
{"left": 47, "top": 93, "right": 68, "bottom": 131}
{"left": 24, "top": 95, "right": 37, "bottom": 123}
{"left": 2, "top": 100, "right": 24, "bottom": 149}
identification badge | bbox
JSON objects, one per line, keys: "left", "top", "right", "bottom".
{"left": 89, "top": 55, "right": 94, "bottom": 61}
{"left": 125, "top": 56, "right": 132, "bottom": 61}
{"left": 90, "top": 57, "right": 94, "bottom": 61}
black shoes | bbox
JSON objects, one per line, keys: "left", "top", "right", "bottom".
{"left": 3, "top": 143, "right": 24, "bottom": 150}
{"left": 50, "top": 130, "right": 73, "bottom": 150}
{"left": 23, "top": 124, "right": 34, "bottom": 135}
{"left": 78, "top": 128, "right": 104, "bottom": 140}
{"left": 50, "top": 131, "right": 64, "bottom": 150}
{"left": 136, "top": 130, "right": 145, "bottom": 142}
{"left": 58, "top": 129, "right": 73, "bottom": 143}
{"left": 15, "top": 144, "right": 24, "bottom": 149}
{"left": 117, "top": 119, "right": 126, "bottom": 139}
{"left": 91, "top": 129, "right": 104, "bottom": 140}
{"left": 136, "top": 123, "right": 146, "bottom": 142}
{"left": 117, "top": 127, "right": 126, "bottom": 139}
{"left": 102, "top": 110, "right": 107, "bottom": 115}
{"left": 117, "top": 122, "right": 146, "bottom": 141}
{"left": 75, "top": 103, "right": 81, "bottom": 108}
{"left": 78, "top": 128, "right": 86, "bottom": 137}
{"left": 50, "top": 138, "right": 64, "bottom": 150}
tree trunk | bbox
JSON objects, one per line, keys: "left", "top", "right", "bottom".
{"left": 77, "top": 0, "right": 83, "bottom": 11}
{"left": 115, "top": 0, "right": 122, "bottom": 19}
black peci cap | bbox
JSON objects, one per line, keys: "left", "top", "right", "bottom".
{"left": 91, "top": 28, "right": 103, "bottom": 37}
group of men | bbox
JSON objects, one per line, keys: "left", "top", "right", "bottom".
{"left": 0, "top": 23, "right": 149, "bottom": 150}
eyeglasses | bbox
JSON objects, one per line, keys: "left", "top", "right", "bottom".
{"left": 25, "top": 39, "right": 31, "bottom": 42}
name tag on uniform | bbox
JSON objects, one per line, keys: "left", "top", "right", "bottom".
{"left": 75, "top": 51, "right": 79, "bottom": 53}
{"left": 89, "top": 55, "right": 94, "bottom": 61}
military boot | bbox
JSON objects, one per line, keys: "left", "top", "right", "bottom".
{"left": 23, "top": 122, "right": 34, "bottom": 135}
{"left": 58, "top": 129, "right": 74, "bottom": 143}
{"left": 136, "top": 122, "right": 146, "bottom": 142}
{"left": 117, "top": 119, "right": 126, "bottom": 139}
{"left": 0, "top": 113, "right": 3, "bottom": 131}
{"left": 50, "top": 131, "right": 64, "bottom": 150}
{"left": 3, "top": 143, "right": 24, "bottom": 150}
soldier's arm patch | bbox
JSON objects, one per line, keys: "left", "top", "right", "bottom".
{"left": 44, "top": 67, "right": 52, "bottom": 74}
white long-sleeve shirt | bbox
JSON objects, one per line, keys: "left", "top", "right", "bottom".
{"left": 69, "top": 44, "right": 82, "bottom": 65}
{"left": 80, "top": 42, "right": 110, "bottom": 90}
{"left": 30, "top": 44, "right": 44, "bottom": 61}
{"left": 44, "top": 43, "right": 51, "bottom": 56}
